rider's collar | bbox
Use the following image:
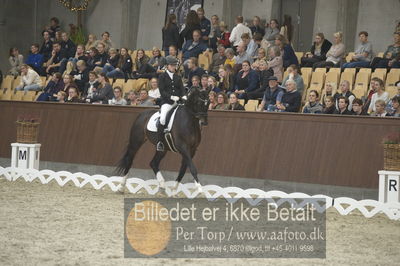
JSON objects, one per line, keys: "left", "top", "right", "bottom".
{"left": 166, "top": 70, "right": 174, "bottom": 80}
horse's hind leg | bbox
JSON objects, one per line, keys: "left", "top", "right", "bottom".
{"left": 150, "top": 150, "right": 167, "bottom": 188}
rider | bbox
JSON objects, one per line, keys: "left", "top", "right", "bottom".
{"left": 157, "top": 55, "right": 186, "bottom": 151}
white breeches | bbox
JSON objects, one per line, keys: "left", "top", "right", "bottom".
{"left": 160, "top": 104, "right": 173, "bottom": 125}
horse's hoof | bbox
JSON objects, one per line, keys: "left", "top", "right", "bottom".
{"left": 158, "top": 181, "right": 165, "bottom": 189}
{"left": 117, "top": 185, "right": 125, "bottom": 194}
{"left": 195, "top": 182, "right": 202, "bottom": 193}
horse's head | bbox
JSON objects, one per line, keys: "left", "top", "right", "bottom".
{"left": 185, "top": 88, "right": 210, "bottom": 126}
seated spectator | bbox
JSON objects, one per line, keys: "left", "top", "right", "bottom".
{"left": 65, "top": 87, "right": 82, "bottom": 103}
{"left": 224, "top": 48, "right": 236, "bottom": 67}
{"left": 251, "top": 48, "right": 267, "bottom": 70}
{"left": 197, "top": 8, "right": 211, "bottom": 43}
{"left": 127, "top": 90, "right": 139, "bottom": 106}
{"left": 209, "top": 45, "right": 226, "bottom": 74}
{"left": 257, "top": 59, "right": 274, "bottom": 90}
{"left": 85, "top": 34, "right": 98, "bottom": 51}
{"left": 187, "top": 57, "right": 205, "bottom": 87}
{"left": 100, "top": 31, "right": 114, "bottom": 51}
{"left": 15, "top": 64, "right": 42, "bottom": 91}
{"left": 303, "top": 90, "right": 323, "bottom": 114}
{"left": 334, "top": 96, "right": 353, "bottom": 115}
{"left": 45, "top": 42, "right": 67, "bottom": 75}
{"left": 352, "top": 98, "right": 368, "bottom": 116}
{"left": 277, "top": 80, "right": 302, "bottom": 112}
{"left": 182, "top": 30, "right": 207, "bottom": 63}
{"left": 217, "top": 65, "right": 234, "bottom": 93}
{"left": 229, "top": 16, "right": 252, "bottom": 48}
{"left": 386, "top": 82, "right": 400, "bottom": 114}
{"left": 208, "top": 91, "right": 218, "bottom": 109}
{"left": 342, "top": 31, "right": 373, "bottom": 69}
{"left": 132, "top": 49, "right": 155, "bottom": 79}
{"left": 146, "top": 77, "right": 160, "bottom": 100}
{"left": 208, "top": 15, "right": 221, "bottom": 51}
{"left": 86, "top": 47, "right": 100, "bottom": 71}
{"left": 137, "top": 89, "right": 155, "bottom": 106}
{"left": 39, "top": 31, "right": 53, "bottom": 62}
{"left": 55, "top": 31, "right": 62, "bottom": 42}
{"left": 87, "top": 73, "right": 113, "bottom": 104}
{"left": 371, "top": 32, "right": 400, "bottom": 69}
{"left": 109, "top": 86, "right": 127, "bottom": 105}
{"left": 162, "top": 14, "right": 180, "bottom": 55}
{"left": 234, "top": 41, "right": 253, "bottom": 65}
{"left": 104, "top": 47, "right": 132, "bottom": 79}
{"left": 200, "top": 74, "right": 210, "bottom": 91}
{"left": 370, "top": 100, "right": 390, "bottom": 117}
{"left": 233, "top": 60, "right": 259, "bottom": 100}
{"left": 257, "top": 76, "right": 284, "bottom": 112}
{"left": 100, "top": 48, "right": 120, "bottom": 75}
{"left": 93, "top": 42, "right": 108, "bottom": 71}
{"left": 368, "top": 78, "right": 389, "bottom": 113}
{"left": 179, "top": 10, "right": 201, "bottom": 46}
{"left": 208, "top": 76, "right": 220, "bottom": 93}
{"left": 322, "top": 96, "right": 336, "bottom": 114}
{"left": 8, "top": 47, "right": 24, "bottom": 77}
{"left": 281, "top": 64, "right": 304, "bottom": 95}
{"left": 250, "top": 16, "right": 265, "bottom": 37}
{"left": 334, "top": 80, "right": 355, "bottom": 111}
{"left": 388, "top": 95, "right": 400, "bottom": 117}
{"left": 37, "top": 72, "right": 64, "bottom": 101}
{"left": 72, "top": 60, "right": 89, "bottom": 93}
{"left": 301, "top": 33, "right": 332, "bottom": 67}
{"left": 45, "top": 17, "right": 61, "bottom": 41}
{"left": 227, "top": 92, "right": 245, "bottom": 110}
{"left": 264, "top": 19, "right": 280, "bottom": 44}
{"left": 148, "top": 47, "right": 166, "bottom": 71}
{"left": 56, "top": 91, "right": 66, "bottom": 103}
{"left": 83, "top": 71, "right": 99, "bottom": 98}
{"left": 267, "top": 46, "right": 283, "bottom": 82}
{"left": 26, "top": 44, "right": 44, "bottom": 75}
{"left": 313, "top": 32, "right": 345, "bottom": 68}
{"left": 241, "top": 33, "right": 258, "bottom": 59}
{"left": 217, "top": 21, "right": 231, "bottom": 48}
{"left": 68, "top": 44, "right": 88, "bottom": 66}
{"left": 321, "top": 82, "right": 337, "bottom": 107}
{"left": 214, "top": 92, "right": 229, "bottom": 110}
{"left": 275, "top": 34, "right": 298, "bottom": 67}
{"left": 61, "top": 32, "right": 77, "bottom": 59}
{"left": 61, "top": 74, "right": 76, "bottom": 93}
{"left": 191, "top": 75, "right": 201, "bottom": 88}
{"left": 158, "top": 45, "right": 181, "bottom": 73}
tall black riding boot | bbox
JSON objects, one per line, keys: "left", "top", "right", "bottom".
{"left": 156, "top": 123, "right": 165, "bottom": 152}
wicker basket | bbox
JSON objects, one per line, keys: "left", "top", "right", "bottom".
{"left": 383, "top": 143, "right": 400, "bottom": 171}
{"left": 16, "top": 121, "right": 40, "bottom": 143}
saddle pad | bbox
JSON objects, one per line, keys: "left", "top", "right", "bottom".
{"left": 147, "top": 107, "right": 179, "bottom": 132}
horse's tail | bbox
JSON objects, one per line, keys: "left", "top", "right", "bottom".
{"left": 116, "top": 111, "right": 152, "bottom": 176}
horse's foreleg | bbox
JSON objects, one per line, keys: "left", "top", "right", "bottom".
{"left": 171, "top": 158, "right": 187, "bottom": 195}
{"left": 180, "top": 148, "right": 202, "bottom": 193}
{"left": 150, "top": 150, "right": 167, "bottom": 188}
{"left": 117, "top": 174, "right": 128, "bottom": 193}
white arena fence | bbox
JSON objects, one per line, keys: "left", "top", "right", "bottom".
{"left": 1, "top": 166, "right": 399, "bottom": 221}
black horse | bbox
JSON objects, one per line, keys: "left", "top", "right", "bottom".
{"left": 117, "top": 88, "right": 210, "bottom": 193}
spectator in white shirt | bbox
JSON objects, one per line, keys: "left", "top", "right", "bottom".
{"left": 229, "top": 16, "right": 252, "bottom": 48}
{"left": 148, "top": 77, "right": 161, "bottom": 99}
{"left": 368, "top": 78, "right": 390, "bottom": 113}
{"left": 241, "top": 33, "right": 258, "bottom": 58}
{"left": 15, "top": 64, "right": 42, "bottom": 91}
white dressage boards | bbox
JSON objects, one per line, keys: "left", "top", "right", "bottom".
{"left": 1, "top": 166, "right": 399, "bottom": 221}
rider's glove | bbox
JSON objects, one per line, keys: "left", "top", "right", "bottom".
{"left": 170, "top": 96, "right": 180, "bottom": 102}
{"left": 181, "top": 95, "right": 188, "bottom": 101}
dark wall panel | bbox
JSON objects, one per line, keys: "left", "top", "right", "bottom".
{"left": 1, "top": 101, "right": 399, "bottom": 188}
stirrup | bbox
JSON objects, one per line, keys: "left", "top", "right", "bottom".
{"left": 156, "top": 142, "right": 164, "bottom": 152}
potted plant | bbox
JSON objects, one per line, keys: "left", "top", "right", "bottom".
{"left": 383, "top": 130, "right": 400, "bottom": 171}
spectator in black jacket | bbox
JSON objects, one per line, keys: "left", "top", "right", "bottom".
{"left": 45, "top": 17, "right": 61, "bottom": 41}
{"left": 187, "top": 57, "right": 206, "bottom": 88}
{"left": 334, "top": 96, "right": 354, "bottom": 115}
{"left": 227, "top": 92, "right": 245, "bottom": 110}
{"left": 93, "top": 42, "right": 108, "bottom": 72}
{"left": 322, "top": 96, "right": 336, "bottom": 114}
{"left": 103, "top": 47, "right": 132, "bottom": 79}
{"left": 301, "top": 33, "right": 332, "bottom": 67}
{"left": 83, "top": 71, "right": 100, "bottom": 98}
{"left": 162, "top": 14, "right": 180, "bottom": 55}
{"left": 250, "top": 16, "right": 265, "bottom": 37}
{"left": 45, "top": 42, "right": 67, "bottom": 75}
{"left": 72, "top": 60, "right": 89, "bottom": 93}
{"left": 39, "top": 31, "right": 53, "bottom": 62}
{"left": 179, "top": 10, "right": 201, "bottom": 48}
{"left": 61, "top": 32, "right": 76, "bottom": 59}
{"left": 277, "top": 79, "right": 302, "bottom": 112}
{"left": 100, "top": 48, "right": 120, "bottom": 74}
